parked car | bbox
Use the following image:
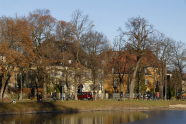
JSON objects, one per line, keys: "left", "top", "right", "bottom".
{"left": 77, "top": 92, "right": 93, "bottom": 100}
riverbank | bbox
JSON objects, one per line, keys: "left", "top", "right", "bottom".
{"left": 1, "top": 99, "right": 186, "bottom": 115}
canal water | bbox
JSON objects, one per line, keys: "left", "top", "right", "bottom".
{"left": 125, "top": 110, "right": 186, "bottom": 124}
{"left": 0, "top": 110, "right": 186, "bottom": 124}
{"left": 0, "top": 111, "right": 148, "bottom": 124}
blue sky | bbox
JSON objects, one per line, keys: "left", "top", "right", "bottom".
{"left": 0, "top": 0, "right": 185, "bottom": 44}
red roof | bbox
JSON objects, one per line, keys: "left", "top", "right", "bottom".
{"left": 105, "top": 49, "right": 159, "bottom": 74}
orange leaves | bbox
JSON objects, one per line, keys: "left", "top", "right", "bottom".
{"left": 56, "top": 20, "right": 74, "bottom": 42}
{"left": 0, "top": 16, "right": 35, "bottom": 70}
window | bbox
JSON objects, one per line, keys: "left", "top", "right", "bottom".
{"left": 82, "top": 92, "right": 87, "bottom": 95}
{"left": 114, "top": 79, "right": 118, "bottom": 87}
{"left": 157, "top": 81, "right": 160, "bottom": 86}
{"left": 85, "top": 84, "right": 88, "bottom": 91}
{"left": 56, "top": 71, "right": 60, "bottom": 77}
{"left": 99, "top": 84, "right": 102, "bottom": 91}
{"left": 99, "top": 73, "right": 102, "bottom": 79}
{"left": 68, "top": 60, "right": 72, "bottom": 64}
{"left": 112, "top": 67, "right": 115, "bottom": 74}
{"left": 0, "top": 56, "right": 6, "bottom": 62}
{"left": 90, "top": 85, "right": 93, "bottom": 90}
{"left": 144, "top": 68, "right": 147, "bottom": 73}
{"left": 145, "top": 79, "right": 149, "bottom": 84}
{"left": 70, "top": 85, "right": 73, "bottom": 90}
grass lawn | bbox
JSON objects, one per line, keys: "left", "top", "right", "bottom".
{"left": 0, "top": 99, "right": 186, "bottom": 113}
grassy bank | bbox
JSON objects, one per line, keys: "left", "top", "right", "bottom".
{"left": 0, "top": 99, "right": 186, "bottom": 113}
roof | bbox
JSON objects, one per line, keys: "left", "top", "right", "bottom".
{"left": 104, "top": 49, "right": 160, "bottom": 74}
{"left": 183, "top": 73, "right": 186, "bottom": 80}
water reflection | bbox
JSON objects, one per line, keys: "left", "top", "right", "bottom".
{"left": 0, "top": 111, "right": 148, "bottom": 124}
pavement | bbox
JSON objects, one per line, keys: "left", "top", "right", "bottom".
{"left": 169, "top": 104, "right": 186, "bottom": 108}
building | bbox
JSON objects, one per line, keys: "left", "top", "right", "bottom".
{"left": 100, "top": 49, "right": 161, "bottom": 96}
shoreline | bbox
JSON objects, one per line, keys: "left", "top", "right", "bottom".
{"left": 1, "top": 106, "right": 186, "bottom": 115}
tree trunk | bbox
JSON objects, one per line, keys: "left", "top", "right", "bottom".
{"left": 0, "top": 73, "right": 8, "bottom": 101}
{"left": 128, "top": 68, "right": 130, "bottom": 93}
{"left": 43, "top": 74, "right": 47, "bottom": 100}
{"left": 34, "top": 75, "right": 38, "bottom": 100}
{"left": 67, "top": 85, "right": 70, "bottom": 100}
{"left": 102, "top": 86, "right": 105, "bottom": 99}
{"left": 0, "top": 80, "right": 6, "bottom": 100}
{"left": 160, "top": 67, "right": 164, "bottom": 99}
{"left": 175, "top": 87, "right": 177, "bottom": 98}
{"left": 93, "top": 77, "right": 96, "bottom": 100}
{"left": 164, "top": 62, "right": 167, "bottom": 100}
{"left": 74, "top": 84, "right": 78, "bottom": 100}
{"left": 139, "top": 77, "right": 141, "bottom": 99}
{"left": 129, "top": 60, "right": 140, "bottom": 99}
{"left": 153, "top": 67, "right": 156, "bottom": 94}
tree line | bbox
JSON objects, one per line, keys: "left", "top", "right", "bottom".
{"left": 0, "top": 9, "right": 185, "bottom": 101}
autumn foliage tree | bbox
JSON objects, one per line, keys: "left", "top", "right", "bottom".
{"left": 28, "top": 9, "right": 56, "bottom": 99}
{"left": 0, "top": 16, "right": 34, "bottom": 100}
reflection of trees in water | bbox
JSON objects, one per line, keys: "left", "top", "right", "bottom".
{"left": 0, "top": 111, "right": 148, "bottom": 124}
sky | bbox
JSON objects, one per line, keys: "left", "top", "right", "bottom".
{"left": 0, "top": 0, "right": 186, "bottom": 45}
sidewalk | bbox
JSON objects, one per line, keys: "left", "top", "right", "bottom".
{"left": 169, "top": 104, "right": 186, "bottom": 108}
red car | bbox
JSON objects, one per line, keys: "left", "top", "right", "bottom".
{"left": 77, "top": 92, "right": 93, "bottom": 100}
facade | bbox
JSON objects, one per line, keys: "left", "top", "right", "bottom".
{"left": 100, "top": 49, "right": 161, "bottom": 96}
{"left": 104, "top": 67, "right": 160, "bottom": 94}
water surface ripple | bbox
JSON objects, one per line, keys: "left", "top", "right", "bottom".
{"left": 125, "top": 110, "right": 186, "bottom": 124}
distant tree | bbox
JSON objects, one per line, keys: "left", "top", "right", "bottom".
{"left": 153, "top": 35, "right": 173, "bottom": 99}
{"left": 81, "top": 30, "right": 109, "bottom": 100}
{"left": 70, "top": 9, "right": 94, "bottom": 100}
{"left": 56, "top": 20, "right": 74, "bottom": 42}
{"left": 170, "top": 41, "right": 186, "bottom": 97}
{"left": 112, "top": 36, "right": 127, "bottom": 95}
{"left": 134, "top": 67, "right": 147, "bottom": 95}
{"left": 118, "top": 17, "right": 154, "bottom": 99}
{"left": 0, "top": 16, "right": 34, "bottom": 100}
{"left": 28, "top": 9, "right": 56, "bottom": 100}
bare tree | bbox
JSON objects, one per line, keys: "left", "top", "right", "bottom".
{"left": 70, "top": 9, "right": 94, "bottom": 100}
{"left": 28, "top": 9, "right": 56, "bottom": 100}
{"left": 171, "top": 41, "right": 186, "bottom": 97}
{"left": 156, "top": 36, "right": 173, "bottom": 99}
{"left": 81, "top": 30, "right": 109, "bottom": 100}
{"left": 118, "top": 17, "right": 154, "bottom": 99}
{"left": 112, "top": 36, "right": 130, "bottom": 99}
{"left": 71, "top": 9, "right": 94, "bottom": 63}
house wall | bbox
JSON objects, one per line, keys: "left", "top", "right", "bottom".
{"left": 144, "top": 67, "right": 160, "bottom": 92}
{"left": 104, "top": 74, "right": 128, "bottom": 94}
{"left": 104, "top": 67, "right": 160, "bottom": 94}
